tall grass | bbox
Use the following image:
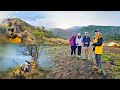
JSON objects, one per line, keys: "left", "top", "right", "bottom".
{"left": 43, "top": 38, "right": 69, "bottom": 45}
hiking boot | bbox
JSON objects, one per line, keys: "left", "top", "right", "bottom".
{"left": 97, "top": 68, "right": 103, "bottom": 74}
{"left": 83, "top": 58, "right": 85, "bottom": 60}
{"left": 92, "top": 65, "right": 98, "bottom": 69}
{"left": 78, "top": 55, "right": 81, "bottom": 58}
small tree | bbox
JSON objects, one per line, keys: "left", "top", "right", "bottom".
{"left": 17, "top": 44, "right": 40, "bottom": 68}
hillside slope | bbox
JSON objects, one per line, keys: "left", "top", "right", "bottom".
{"left": 0, "top": 18, "right": 61, "bottom": 44}
{"left": 49, "top": 25, "right": 120, "bottom": 40}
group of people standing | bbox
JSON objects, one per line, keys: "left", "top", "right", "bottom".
{"left": 69, "top": 30, "right": 104, "bottom": 73}
{"left": 69, "top": 32, "right": 90, "bottom": 58}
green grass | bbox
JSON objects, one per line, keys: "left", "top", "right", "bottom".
{"left": 102, "top": 52, "right": 113, "bottom": 62}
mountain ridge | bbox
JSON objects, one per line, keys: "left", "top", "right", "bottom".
{"left": 48, "top": 25, "right": 120, "bottom": 40}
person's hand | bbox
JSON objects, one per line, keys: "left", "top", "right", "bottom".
{"left": 93, "top": 43, "right": 97, "bottom": 46}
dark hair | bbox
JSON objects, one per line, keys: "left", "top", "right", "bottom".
{"left": 95, "top": 29, "right": 99, "bottom": 32}
{"left": 11, "top": 29, "right": 14, "bottom": 32}
{"left": 28, "top": 62, "right": 31, "bottom": 65}
{"left": 25, "top": 60, "right": 28, "bottom": 63}
{"left": 78, "top": 35, "right": 81, "bottom": 38}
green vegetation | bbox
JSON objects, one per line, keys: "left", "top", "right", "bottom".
{"left": 101, "top": 46, "right": 120, "bottom": 79}
{"left": 0, "top": 61, "right": 50, "bottom": 79}
{"left": 49, "top": 25, "right": 120, "bottom": 41}
{"left": 31, "top": 27, "right": 56, "bottom": 39}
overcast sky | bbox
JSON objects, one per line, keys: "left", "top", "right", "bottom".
{"left": 0, "top": 11, "right": 120, "bottom": 29}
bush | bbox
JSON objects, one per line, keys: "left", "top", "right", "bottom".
{"left": 33, "top": 31, "right": 45, "bottom": 39}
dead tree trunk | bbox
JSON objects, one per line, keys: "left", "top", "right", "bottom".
{"left": 27, "top": 45, "right": 39, "bottom": 68}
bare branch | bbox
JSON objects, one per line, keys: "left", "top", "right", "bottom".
{"left": 16, "top": 44, "right": 40, "bottom": 63}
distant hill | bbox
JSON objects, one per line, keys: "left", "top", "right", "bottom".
{"left": 48, "top": 26, "right": 83, "bottom": 39}
{"left": 68, "top": 26, "right": 83, "bottom": 30}
{"left": 48, "top": 25, "right": 120, "bottom": 41}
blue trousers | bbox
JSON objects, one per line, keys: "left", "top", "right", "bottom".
{"left": 95, "top": 54, "right": 102, "bottom": 69}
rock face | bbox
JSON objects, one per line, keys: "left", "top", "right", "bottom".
{"left": 0, "top": 18, "right": 60, "bottom": 44}
{"left": 1, "top": 18, "right": 37, "bottom": 44}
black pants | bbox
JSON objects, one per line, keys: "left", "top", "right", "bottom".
{"left": 71, "top": 46, "right": 76, "bottom": 55}
{"left": 78, "top": 46, "right": 82, "bottom": 55}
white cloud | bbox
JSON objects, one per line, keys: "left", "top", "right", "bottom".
{"left": 0, "top": 11, "right": 13, "bottom": 24}
{"left": 36, "top": 11, "right": 120, "bottom": 28}
{"left": 1, "top": 11, "right": 120, "bottom": 28}
{"left": 35, "top": 11, "right": 98, "bottom": 28}
{"left": 0, "top": 11, "right": 13, "bottom": 19}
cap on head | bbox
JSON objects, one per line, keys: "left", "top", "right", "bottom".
{"left": 95, "top": 29, "right": 99, "bottom": 32}
{"left": 85, "top": 32, "right": 88, "bottom": 34}
{"left": 25, "top": 59, "right": 28, "bottom": 62}
{"left": 72, "top": 33, "right": 76, "bottom": 36}
{"left": 78, "top": 33, "right": 81, "bottom": 36}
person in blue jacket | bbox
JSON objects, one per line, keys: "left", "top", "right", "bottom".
{"left": 82, "top": 32, "right": 91, "bottom": 61}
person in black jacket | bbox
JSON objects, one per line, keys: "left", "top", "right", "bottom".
{"left": 92, "top": 31, "right": 104, "bottom": 73}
